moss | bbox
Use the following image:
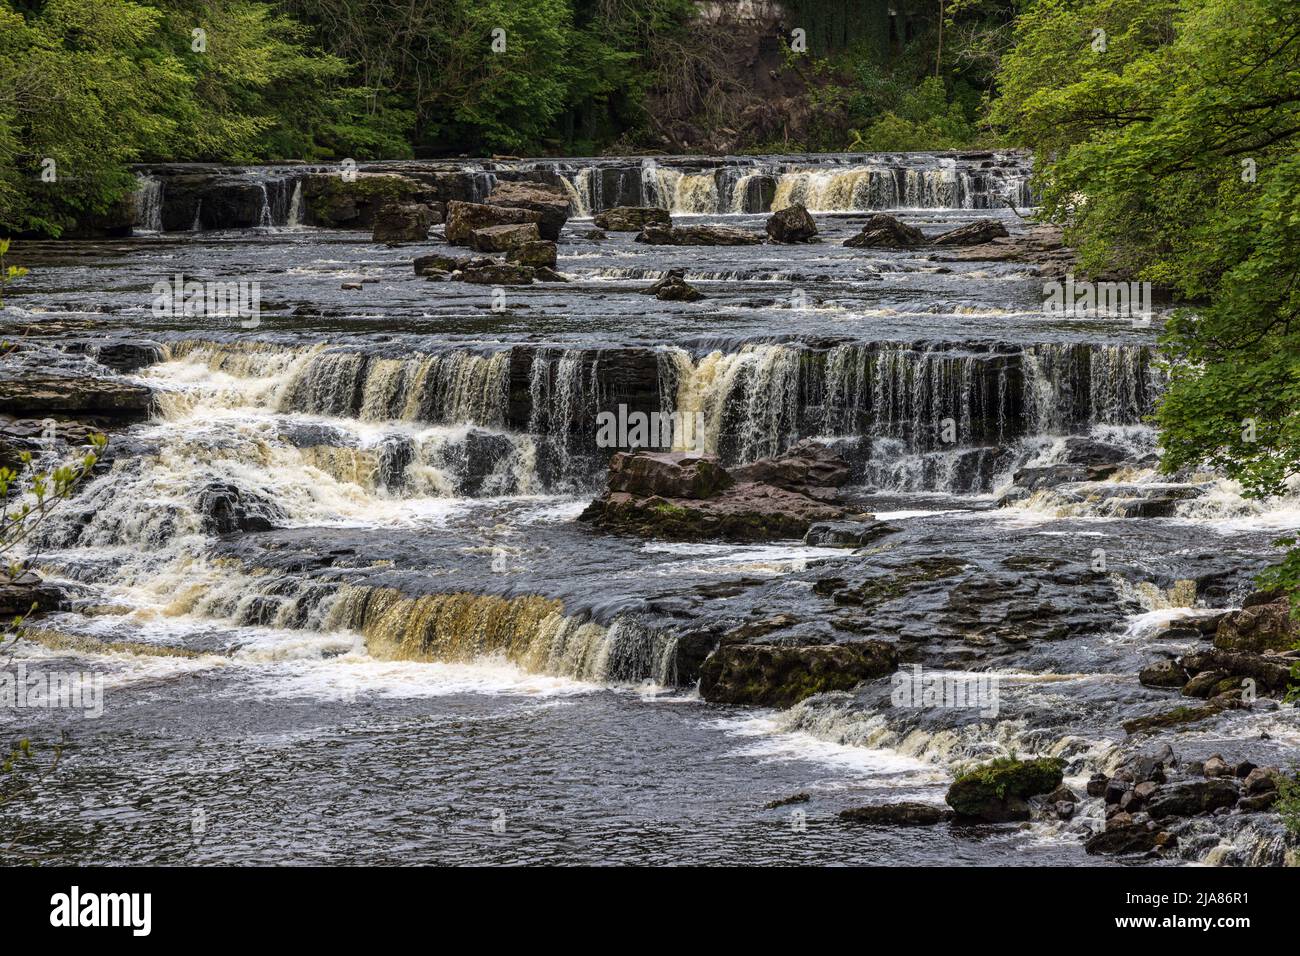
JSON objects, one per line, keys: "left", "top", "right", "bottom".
{"left": 1122, "top": 703, "right": 1223, "bottom": 735}
{"left": 946, "top": 756, "right": 1065, "bottom": 819}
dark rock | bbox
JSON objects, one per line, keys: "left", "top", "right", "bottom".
{"left": 839, "top": 802, "right": 952, "bottom": 826}
{"left": 582, "top": 228, "right": 608, "bottom": 240}
{"left": 764, "top": 792, "right": 810, "bottom": 810}
{"left": 765, "top": 204, "right": 818, "bottom": 243}
{"left": 0, "top": 572, "right": 65, "bottom": 616}
{"left": 593, "top": 206, "right": 671, "bottom": 232}
{"left": 414, "top": 253, "right": 463, "bottom": 276}
{"left": 1180, "top": 647, "right": 1293, "bottom": 696}
{"left": 930, "top": 218, "right": 1010, "bottom": 246}
{"left": 302, "top": 173, "right": 424, "bottom": 228}
{"left": 1086, "top": 823, "right": 1161, "bottom": 856}
{"left": 1214, "top": 597, "right": 1298, "bottom": 652}
{"left": 371, "top": 202, "right": 434, "bottom": 243}
{"left": 1243, "top": 767, "right": 1280, "bottom": 795}
{"left": 1237, "top": 792, "right": 1279, "bottom": 811}
{"left": 1123, "top": 703, "right": 1226, "bottom": 735}
{"left": 803, "top": 520, "right": 897, "bottom": 548}
{"left": 459, "top": 263, "right": 535, "bottom": 285}
{"left": 506, "top": 240, "right": 558, "bottom": 269}
{"left": 195, "top": 482, "right": 285, "bottom": 536}
{"left": 1117, "top": 497, "right": 1178, "bottom": 519}
{"left": 1146, "top": 779, "right": 1240, "bottom": 819}
{"left": 643, "top": 270, "right": 704, "bottom": 301}
{"left": 533, "top": 266, "right": 568, "bottom": 282}
{"left": 486, "top": 180, "right": 569, "bottom": 240}
{"left": 1183, "top": 670, "right": 1229, "bottom": 698}
{"left": 469, "top": 222, "right": 541, "bottom": 253}
{"left": 635, "top": 223, "right": 763, "bottom": 246}
{"left": 1086, "top": 773, "right": 1109, "bottom": 797}
{"left": 730, "top": 439, "right": 851, "bottom": 496}
{"left": 0, "top": 375, "right": 153, "bottom": 422}
{"left": 843, "top": 214, "right": 925, "bottom": 248}
{"left": 1104, "top": 778, "right": 1131, "bottom": 805}
{"left": 606, "top": 451, "right": 733, "bottom": 500}
{"left": 945, "top": 757, "right": 1065, "bottom": 822}
{"left": 444, "top": 201, "right": 542, "bottom": 246}
{"left": 1139, "top": 659, "right": 1190, "bottom": 688}
{"left": 698, "top": 640, "right": 897, "bottom": 708}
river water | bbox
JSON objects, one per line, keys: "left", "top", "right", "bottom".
{"left": 2, "top": 154, "right": 1296, "bottom": 865}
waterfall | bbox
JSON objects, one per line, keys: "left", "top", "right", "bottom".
{"left": 257, "top": 182, "right": 273, "bottom": 228}
{"left": 285, "top": 179, "right": 304, "bottom": 228}
{"left": 133, "top": 175, "right": 164, "bottom": 232}
{"left": 329, "top": 586, "right": 679, "bottom": 684}
{"left": 190, "top": 199, "right": 203, "bottom": 231}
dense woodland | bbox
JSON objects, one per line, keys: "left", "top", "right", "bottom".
{"left": 1, "top": 0, "right": 1299, "bottom": 590}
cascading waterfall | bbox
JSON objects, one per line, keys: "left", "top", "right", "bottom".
{"left": 133, "top": 175, "right": 164, "bottom": 232}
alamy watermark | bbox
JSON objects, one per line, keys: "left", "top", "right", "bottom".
{"left": 1, "top": 663, "right": 104, "bottom": 718}
{"left": 151, "top": 272, "right": 261, "bottom": 328}
{"left": 1043, "top": 274, "right": 1152, "bottom": 326}
{"left": 891, "top": 664, "right": 1000, "bottom": 718}
{"left": 595, "top": 403, "right": 706, "bottom": 452}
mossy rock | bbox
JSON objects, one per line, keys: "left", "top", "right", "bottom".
{"left": 945, "top": 756, "right": 1065, "bottom": 822}
{"left": 698, "top": 641, "right": 897, "bottom": 708}
{"left": 302, "top": 173, "right": 424, "bottom": 228}
{"left": 1122, "top": 703, "right": 1224, "bottom": 735}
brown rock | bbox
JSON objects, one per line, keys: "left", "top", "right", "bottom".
{"left": 469, "top": 222, "right": 541, "bottom": 253}
{"left": 445, "top": 201, "right": 541, "bottom": 246}
{"left": 843, "top": 214, "right": 924, "bottom": 248}
{"left": 593, "top": 206, "right": 671, "bottom": 232}
{"left": 486, "top": 181, "right": 570, "bottom": 240}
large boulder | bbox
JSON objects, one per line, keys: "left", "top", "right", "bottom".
{"left": 1178, "top": 647, "right": 1294, "bottom": 697}
{"left": 1214, "top": 595, "right": 1298, "bottom": 652}
{"left": 0, "top": 571, "right": 65, "bottom": 617}
{"left": 635, "top": 223, "right": 763, "bottom": 246}
{"left": 1145, "top": 779, "right": 1241, "bottom": 820}
{"left": 698, "top": 641, "right": 897, "bottom": 707}
{"left": 606, "top": 451, "right": 733, "bottom": 500}
{"left": 507, "top": 240, "right": 558, "bottom": 269}
{"left": 593, "top": 206, "right": 671, "bottom": 232}
{"left": 839, "top": 803, "right": 952, "bottom": 826}
{"left": 844, "top": 214, "right": 925, "bottom": 248}
{"left": 469, "top": 222, "right": 541, "bottom": 253}
{"left": 945, "top": 757, "right": 1065, "bottom": 822}
{"left": 643, "top": 270, "right": 704, "bottom": 301}
{"left": 444, "top": 201, "right": 542, "bottom": 246}
{"left": 195, "top": 482, "right": 285, "bottom": 536}
{"left": 930, "top": 218, "right": 1010, "bottom": 246}
{"left": 458, "top": 262, "right": 535, "bottom": 285}
{"left": 730, "top": 439, "right": 851, "bottom": 497}
{"left": 0, "top": 375, "right": 153, "bottom": 421}
{"left": 413, "top": 252, "right": 465, "bottom": 276}
{"left": 486, "top": 181, "right": 570, "bottom": 240}
{"left": 765, "top": 203, "right": 818, "bottom": 243}
{"left": 803, "top": 520, "right": 896, "bottom": 548}
{"left": 371, "top": 202, "right": 434, "bottom": 243}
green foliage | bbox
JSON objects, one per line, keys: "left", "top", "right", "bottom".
{"left": 991, "top": 0, "right": 1300, "bottom": 588}
{"left": 1278, "top": 769, "right": 1300, "bottom": 837}
{"left": 0, "top": 237, "right": 27, "bottom": 305}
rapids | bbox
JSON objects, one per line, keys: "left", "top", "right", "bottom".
{"left": 3, "top": 152, "right": 1296, "bottom": 865}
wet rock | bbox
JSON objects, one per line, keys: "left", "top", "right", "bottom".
{"left": 945, "top": 757, "right": 1065, "bottom": 822}
{"left": 1139, "top": 659, "right": 1190, "bottom": 688}
{"left": 593, "top": 206, "right": 671, "bottom": 232}
{"left": 634, "top": 223, "right": 763, "bottom": 246}
{"left": 1123, "top": 703, "right": 1227, "bottom": 735}
{"left": 458, "top": 263, "right": 535, "bottom": 285}
{"left": 839, "top": 803, "right": 952, "bottom": 826}
{"left": 196, "top": 482, "right": 285, "bottom": 536}
{"left": 1214, "top": 596, "right": 1297, "bottom": 652}
{"left": 0, "top": 375, "right": 153, "bottom": 422}
{"left": 414, "top": 253, "right": 463, "bottom": 276}
{"left": 1104, "top": 778, "right": 1131, "bottom": 805}
{"left": 698, "top": 640, "right": 896, "bottom": 708}
{"left": 843, "top": 214, "right": 925, "bottom": 248}
{"left": 580, "top": 448, "right": 864, "bottom": 542}
{"left": 803, "top": 520, "right": 896, "bottom": 548}
{"left": 1243, "top": 767, "right": 1281, "bottom": 795}
{"left": 445, "top": 201, "right": 542, "bottom": 246}
{"left": 469, "top": 222, "right": 541, "bottom": 253}
{"left": 0, "top": 571, "right": 65, "bottom": 616}
{"left": 485, "top": 181, "right": 569, "bottom": 241}
{"left": 1179, "top": 647, "right": 1292, "bottom": 697}
{"left": 1237, "top": 791, "right": 1279, "bottom": 811}
{"left": 533, "top": 266, "right": 567, "bottom": 283}
{"left": 1085, "top": 822, "right": 1162, "bottom": 856}
{"left": 78, "top": 341, "right": 164, "bottom": 373}
{"left": 730, "top": 439, "right": 851, "bottom": 496}
{"left": 606, "top": 451, "right": 733, "bottom": 500}
{"left": 1146, "top": 779, "right": 1240, "bottom": 820}
{"left": 340, "top": 282, "right": 363, "bottom": 291}
{"left": 765, "top": 792, "right": 810, "bottom": 809}
{"left": 643, "top": 270, "right": 704, "bottom": 301}
{"left": 1182, "top": 670, "right": 1229, "bottom": 698}
{"left": 927, "top": 222, "right": 1074, "bottom": 278}
{"left": 1202, "top": 755, "right": 1230, "bottom": 778}
{"left": 506, "top": 240, "right": 558, "bottom": 269}
{"left": 930, "top": 218, "right": 1010, "bottom": 246}
{"left": 302, "top": 173, "right": 425, "bottom": 228}
{"left": 765, "top": 203, "right": 817, "bottom": 243}
{"left": 581, "top": 228, "right": 608, "bottom": 240}
{"left": 1116, "top": 497, "right": 1178, "bottom": 518}
{"left": 371, "top": 202, "right": 434, "bottom": 243}
{"left": 1087, "top": 773, "right": 1109, "bottom": 798}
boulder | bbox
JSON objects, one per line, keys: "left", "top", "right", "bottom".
{"left": 458, "top": 262, "right": 535, "bottom": 285}
{"left": 839, "top": 803, "right": 952, "bottom": 826}
{"left": 1214, "top": 596, "right": 1297, "bottom": 652}
{"left": 765, "top": 204, "right": 818, "bottom": 243}
{"left": 0, "top": 571, "right": 65, "bottom": 617}
{"left": 1139, "top": 659, "right": 1190, "bottom": 688}
{"left": 1085, "top": 823, "right": 1162, "bottom": 856}
{"left": 195, "top": 482, "right": 285, "bottom": 536}
{"left": 606, "top": 451, "right": 733, "bottom": 500}
{"left": 843, "top": 214, "right": 925, "bottom": 248}
{"left": 0, "top": 375, "right": 153, "bottom": 422}
{"left": 730, "top": 439, "right": 851, "bottom": 496}
{"left": 635, "top": 223, "right": 763, "bottom": 246}
{"left": 506, "top": 240, "right": 558, "bottom": 269}
{"left": 1179, "top": 647, "right": 1293, "bottom": 697}
{"left": 414, "top": 253, "right": 464, "bottom": 276}
{"left": 643, "top": 270, "right": 704, "bottom": 301}
{"left": 371, "top": 202, "right": 434, "bottom": 243}
{"left": 945, "top": 757, "right": 1065, "bottom": 822}
{"left": 469, "top": 222, "right": 541, "bottom": 253}
{"left": 444, "top": 201, "right": 542, "bottom": 246}
{"left": 593, "top": 206, "right": 671, "bottom": 232}
{"left": 1145, "top": 779, "right": 1240, "bottom": 819}
{"left": 698, "top": 640, "right": 897, "bottom": 707}
{"left": 930, "top": 218, "right": 1010, "bottom": 246}
{"left": 485, "top": 181, "right": 570, "bottom": 240}
{"left": 803, "top": 520, "right": 896, "bottom": 548}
